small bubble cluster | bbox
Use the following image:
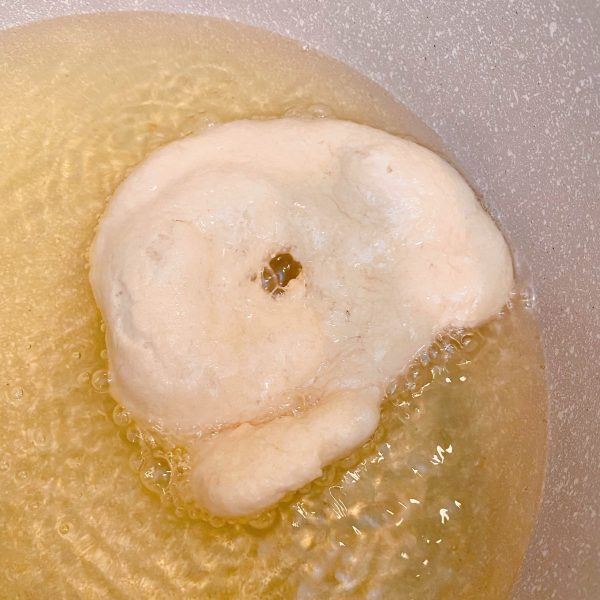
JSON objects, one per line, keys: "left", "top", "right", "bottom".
{"left": 97, "top": 320, "right": 490, "bottom": 529}
{"left": 96, "top": 293, "right": 525, "bottom": 544}
{"left": 386, "top": 326, "right": 485, "bottom": 407}
{"left": 106, "top": 397, "right": 206, "bottom": 520}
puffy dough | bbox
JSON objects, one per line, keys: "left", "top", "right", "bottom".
{"left": 90, "top": 118, "right": 513, "bottom": 516}
{"left": 191, "top": 387, "right": 381, "bottom": 517}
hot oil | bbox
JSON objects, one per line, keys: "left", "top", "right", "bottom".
{"left": 0, "top": 12, "right": 547, "bottom": 599}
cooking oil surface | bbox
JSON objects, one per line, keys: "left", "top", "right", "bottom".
{"left": 0, "top": 12, "right": 547, "bottom": 599}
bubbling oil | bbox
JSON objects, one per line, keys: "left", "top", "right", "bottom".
{"left": 0, "top": 12, "right": 546, "bottom": 599}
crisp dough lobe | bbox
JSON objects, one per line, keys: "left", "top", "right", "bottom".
{"left": 90, "top": 118, "right": 513, "bottom": 517}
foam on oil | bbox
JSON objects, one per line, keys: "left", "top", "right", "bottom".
{"left": 0, "top": 12, "right": 546, "bottom": 599}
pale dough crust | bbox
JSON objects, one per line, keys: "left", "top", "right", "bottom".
{"left": 90, "top": 118, "right": 513, "bottom": 516}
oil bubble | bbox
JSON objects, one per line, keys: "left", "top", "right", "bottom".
{"left": 129, "top": 452, "right": 143, "bottom": 472}
{"left": 430, "top": 365, "right": 447, "bottom": 380}
{"left": 404, "top": 364, "right": 431, "bottom": 395}
{"left": 385, "top": 380, "right": 398, "bottom": 396}
{"left": 30, "top": 430, "right": 50, "bottom": 451}
{"left": 91, "top": 369, "right": 110, "bottom": 392}
{"left": 142, "top": 432, "right": 159, "bottom": 450}
{"left": 428, "top": 342, "right": 442, "bottom": 362}
{"left": 284, "top": 103, "right": 333, "bottom": 119}
{"left": 439, "top": 340, "right": 460, "bottom": 363}
{"left": 140, "top": 455, "right": 172, "bottom": 493}
{"left": 57, "top": 521, "right": 71, "bottom": 535}
{"left": 208, "top": 514, "right": 228, "bottom": 528}
{"left": 458, "top": 332, "right": 481, "bottom": 354}
{"left": 308, "top": 103, "right": 333, "bottom": 118}
{"left": 112, "top": 404, "right": 131, "bottom": 427}
{"left": 247, "top": 510, "right": 278, "bottom": 529}
{"left": 195, "top": 112, "right": 219, "bottom": 130}
{"left": 77, "top": 371, "right": 90, "bottom": 385}
{"left": 418, "top": 351, "right": 430, "bottom": 367}
{"left": 126, "top": 425, "right": 142, "bottom": 444}
{"left": 159, "top": 490, "right": 175, "bottom": 506}
{"left": 519, "top": 289, "right": 535, "bottom": 309}
{"left": 187, "top": 507, "right": 201, "bottom": 520}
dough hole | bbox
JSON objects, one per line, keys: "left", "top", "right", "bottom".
{"left": 259, "top": 252, "right": 303, "bottom": 297}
